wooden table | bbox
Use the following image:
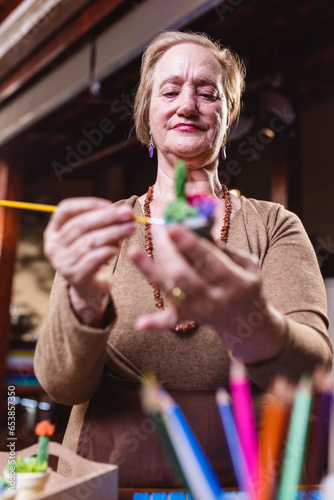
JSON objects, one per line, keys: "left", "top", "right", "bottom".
{"left": 119, "top": 486, "right": 322, "bottom": 500}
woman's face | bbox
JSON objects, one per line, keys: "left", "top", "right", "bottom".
{"left": 149, "top": 43, "right": 228, "bottom": 167}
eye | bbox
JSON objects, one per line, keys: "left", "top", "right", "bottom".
{"left": 163, "top": 92, "right": 179, "bottom": 98}
{"left": 199, "top": 92, "right": 218, "bottom": 101}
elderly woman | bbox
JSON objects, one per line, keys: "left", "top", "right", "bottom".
{"left": 34, "top": 31, "right": 332, "bottom": 487}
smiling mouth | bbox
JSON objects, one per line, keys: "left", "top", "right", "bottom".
{"left": 173, "top": 123, "right": 202, "bottom": 131}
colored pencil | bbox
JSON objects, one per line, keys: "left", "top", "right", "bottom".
{"left": 257, "top": 377, "right": 292, "bottom": 500}
{"left": 0, "top": 199, "right": 164, "bottom": 224}
{"left": 0, "top": 200, "right": 57, "bottom": 212}
{"left": 216, "top": 388, "right": 248, "bottom": 492}
{"left": 140, "top": 376, "right": 189, "bottom": 489}
{"left": 278, "top": 375, "right": 313, "bottom": 500}
{"left": 229, "top": 358, "right": 258, "bottom": 499}
{"left": 0, "top": 200, "right": 212, "bottom": 229}
{"left": 150, "top": 386, "right": 222, "bottom": 500}
{"left": 306, "top": 385, "right": 332, "bottom": 484}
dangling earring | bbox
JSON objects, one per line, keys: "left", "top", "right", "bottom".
{"left": 149, "top": 133, "right": 154, "bottom": 158}
{"left": 221, "top": 146, "right": 226, "bottom": 160}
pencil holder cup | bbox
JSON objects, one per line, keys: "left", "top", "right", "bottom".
{"left": 4, "top": 468, "right": 51, "bottom": 500}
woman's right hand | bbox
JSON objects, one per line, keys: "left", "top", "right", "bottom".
{"left": 44, "top": 197, "right": 135, "bottom": 326}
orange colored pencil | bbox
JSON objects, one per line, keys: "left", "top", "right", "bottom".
{"left": 257, "top": 377, "right": 292, "bottom": 500}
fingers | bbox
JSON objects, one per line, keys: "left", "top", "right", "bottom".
{"left": 44, "top": 198, "right": 135, "bottom": 262}
{"left": 58, "top": 246, "right": 120, "bottom": 287}
{"left": 69, "top": 272, "right": 113, "bottom": 306}
{"left": 128, "top": 233, "right": 203, "bottom": 296}
{"left": 165, "top": 225, "right": 238, "bottom": 284}
{"left": 128, "top": 225, "right": 254, "bottom": 304}
{"left": 50, "top": 197, "right": 111, "bottom": 231}
{"left": 44, "top": 197, "right": 136, "bottom": 301}
{"left": 128, "top": 246, "right": 188, "bottom": 331}
{"left": 60, "top": 222, "right": 134, "bottom": 265}
{"left": 127, "top": 247, "right": 158, "bottom": 281}
{"left": 167, "top": 225, "right": 259, "bottom": 283}
{"left": 129, "top": 224, "right": 262, "bottom": 333}
{"left": 135, "top": 307, "right": 178, "bottom": 332}
{"left": 62, "top": 205, "right": 133, "bottom": 247}
{"left": 222, "top": 245, "right": 259, "bottom": 272}
{"left": 47, "top": 200, "right": 134, "bottom": 248}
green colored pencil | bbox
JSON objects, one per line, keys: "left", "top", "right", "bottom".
{"left": 139, "top": 374, "right": 188, "bottom": 489}
{"left": 278, "top": 375, "right": 313, "bottom": 500}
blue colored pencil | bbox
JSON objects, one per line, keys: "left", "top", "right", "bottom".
{"left": 216, "top": 388, "right": 248, "bottom": 492}
{"left": 156, "top": 387, "right": 222, "bottom": 500}
{"left": 140, "top": 376, "right": 189, "bottom": 488}
{"left": 172, "top": 403, "right": 222, "bottom": 497}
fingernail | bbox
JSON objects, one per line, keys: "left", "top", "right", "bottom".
{"left": 168, "top": 225, "right": 184, "bottom": 242}
{"left": 123, "top": 222, "right": 135, "bottom": 234}
{"left": 135, "top": 317, "right": 146, "bottom": 331}
{"left": 98, "top": 200, "right": 111, "bottom": 208}
{"left": 117, "top": 206, "right": 132, "bottom": 220}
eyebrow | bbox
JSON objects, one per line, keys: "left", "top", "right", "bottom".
{"left": 158, "top": 75, "right": 220, "bottom": 88}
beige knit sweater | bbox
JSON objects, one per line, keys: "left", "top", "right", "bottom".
{"left": 34, "top": 195, "right": 332, "bottom": 487}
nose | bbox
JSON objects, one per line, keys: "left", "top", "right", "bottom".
{"left": 176, "top": 88, "right": 199, "bottom": 117}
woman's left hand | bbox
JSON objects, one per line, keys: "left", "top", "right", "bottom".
{"left": 128, "top": 225, "right": 286, "bottom": 364}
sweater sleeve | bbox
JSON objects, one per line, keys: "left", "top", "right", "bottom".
{"left": 245, "top": 201, "right": 333, "bottom": 387}
{"left": 33, "top": 270, "right": 117, "bottom": 406}
{"left": 33, "top": 196, "right": 139, "bottom": 405}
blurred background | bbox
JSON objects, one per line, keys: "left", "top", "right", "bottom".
{"left": 0, "top": 0, "right": 333, "bottom": 450}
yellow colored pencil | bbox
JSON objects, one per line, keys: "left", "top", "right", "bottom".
{"left": 0, "top": 200, "right": 164, "bottom": 225}
{"left": 0, "top": 200, "right": 57, "bottom": 212}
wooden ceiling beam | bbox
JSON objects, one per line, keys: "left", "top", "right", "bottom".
{"left": 0, "top": 0, "right": 127, "bottom": 104}
{"left": 0, "top": 0, "right": 219, "bottom": 147}
{"left": 0, "top": 0, "right": 22, "bottom": 23}
{"left": 0, "top": 0, "right": 93, "bottom": 81}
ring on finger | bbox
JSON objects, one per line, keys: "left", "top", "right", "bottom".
{"left": 166, "top": 286, "right": 187, "bottom": 307}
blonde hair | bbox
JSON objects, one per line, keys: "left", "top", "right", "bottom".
{"left": 134, "top": 30, "right": 245, "bottom": 146}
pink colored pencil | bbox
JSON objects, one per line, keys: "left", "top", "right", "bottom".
{"left": 230, "top": 358, "right": 258, "bottom": 499}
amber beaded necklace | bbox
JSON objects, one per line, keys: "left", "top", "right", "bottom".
{"left": 143, "top": 184, "right": 232, "bottom": 334}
